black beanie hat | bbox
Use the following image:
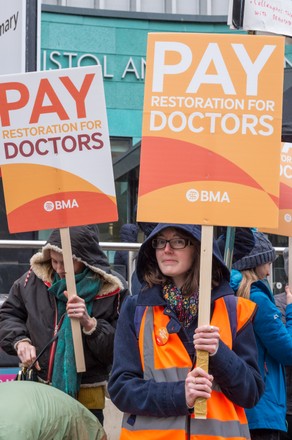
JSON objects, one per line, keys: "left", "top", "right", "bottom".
{"left": 232, "top": 231, "right": 276, "bottom": 271}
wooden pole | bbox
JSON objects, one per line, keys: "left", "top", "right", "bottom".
{"left": 194, "top": 225, "right": 214, "bottom": 419}
{"left": 60, "top": 227, "right": 86, "bottom": 373}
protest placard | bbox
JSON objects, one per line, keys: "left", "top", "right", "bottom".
{"left": 138, "top": 33, "right": 284, "bottom": 228}
{"left": 228, "top": 0, "right": 292, "bottom": 37}
{"left": 261, "top": 142, "right": 292, "bottom": 293}
{"left": 0, "top": 65, "right": 117, "bottom": 232}
{"left": 137, "top": 32, "right": 284, "bottom": 417}
{"left": 261, "top": 142, "right": 292, "bottom": 237}
{"left": 0, "top": 65, "right": 118, "bottom": 371}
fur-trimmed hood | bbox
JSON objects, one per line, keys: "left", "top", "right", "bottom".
{"left": 30, "top": 225, "right": 124, "bottom": 296}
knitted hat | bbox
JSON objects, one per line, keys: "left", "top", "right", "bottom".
{"left": 232, "top": 231, "right": 276, "bottom": 271}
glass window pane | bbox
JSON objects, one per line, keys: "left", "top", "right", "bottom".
{"left": 176, "top": 0, "right": 199, "bottom": 14}
{"left": 65, "top": 0, "right": 95, "bottom": 7}
{"left": 141, "top": 0, "right": 165, "bottom": 13}
{"left": 102, "top": 0, "right": 130, "bottom": 11}
{"left": 42, "top": 0, "right": 59, "bottom": 4}
{"left": 211, "top": 0, "right": 229, "bottom": 15}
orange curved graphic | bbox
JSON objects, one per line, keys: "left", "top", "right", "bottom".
{"left": 7, "top": 191, "right": 118, "bottom": 233}
{"left": 1, "top": 163, "right": 115, "bottom": 212}
{"left": 279, "top": 182, "right": 292, "bottom": 209}
{"left": 1, "top": 163, "right": 117, "bottom": 233}
{"left": 138, "top": 136, "right": 278, "bottom": 207}
{"left": 137, "top": 181, "right": 279, "bottom": 228}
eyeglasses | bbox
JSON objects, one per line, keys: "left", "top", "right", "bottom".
{"left": 152, "top": 238, "right": 193, "bottom": 250}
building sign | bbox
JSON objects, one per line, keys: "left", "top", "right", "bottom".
{"left": 42, "top": 51, "right": 146, "bottom": 80}
{"left": 137, "top": 33, "right": 284, "bottom": 228}
{"left": 0, "top": 0, "right": 26, "bottom": 74}
{"left": 41, "top": 48, "right": 292, "bottom": 79}
{"left": 0, "top": 65, "right": 118, "bottom": 233}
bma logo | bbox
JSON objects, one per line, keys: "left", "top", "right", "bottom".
{"left": 186, "top": 189, "right": 230, "bottom": 203}
{"left": 44, "top": 199, "right": 79, "bottom": 212}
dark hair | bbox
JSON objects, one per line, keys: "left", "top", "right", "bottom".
{"left": 143, "top": 229, "right": 224, "bottom": 295}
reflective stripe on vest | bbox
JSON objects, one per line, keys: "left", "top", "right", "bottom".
{"left": 121, "top": 413, "right": 250, "bottom": 439}
{"left": 121, "top": 297, "right": 256, "bottom": 440}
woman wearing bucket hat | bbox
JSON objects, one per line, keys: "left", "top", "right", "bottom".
{"left": 108, "top": 223, "right": 264, "bottom": 440}
{"left": 230, "top": 230, "right": 292, "bottom": 440}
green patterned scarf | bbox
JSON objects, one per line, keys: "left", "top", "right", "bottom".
{"left": 48, "top": 267, "right": 101, "bottom": 397}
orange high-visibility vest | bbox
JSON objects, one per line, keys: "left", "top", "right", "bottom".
{"left": 120, "top": 296, "right": 256, "bottom": 440}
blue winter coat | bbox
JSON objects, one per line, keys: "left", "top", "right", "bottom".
{"left": 230, "top": 269, "right": 292, "bottom": 432}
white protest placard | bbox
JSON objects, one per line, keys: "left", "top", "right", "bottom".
{"left": 0, "top": 0, "right": 26, "bottom": 74}
{"left": 0, "top": 65, "right": 118, "bottom": 233}
{"left": 228, "top": 0, "right": 292, "bottom": 37}
{"left": 0, "top": 65, "right": 118, "bottom": 372}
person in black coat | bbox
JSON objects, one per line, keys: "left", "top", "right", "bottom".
{"left": 0, "top": 225, "right": 128, "bottom": 425}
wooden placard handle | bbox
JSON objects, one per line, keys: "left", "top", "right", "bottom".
{"left": 194, "top": 225, "right": 214, "bottom": 419}
{"left": 60, "top": 227, "right": 86, "bottom": 373}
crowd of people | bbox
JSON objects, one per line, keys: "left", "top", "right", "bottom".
{"left": 0, "top": 222, "right": 291, "bottom": 439}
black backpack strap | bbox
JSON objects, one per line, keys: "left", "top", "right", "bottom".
{"left": 134, "top": 305, "right": 146, "bottom": 339}
{"left": 223, "top": 295, "right": 238, "bottom": 344}
{"left": 16, "top": 331, "right": 60, "bottom": 381}
{"left": 27, "top": 331, "right": 59, "bottom": 372}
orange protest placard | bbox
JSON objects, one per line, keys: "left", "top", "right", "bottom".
{"left": 137, "top": 33, "right": 284, "bottom": 228}
{"left": 261, "top": 142, "right": 292, "bottom": 236}
{"left": 0, "top": 66, "right": 117, "bottom": 233}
